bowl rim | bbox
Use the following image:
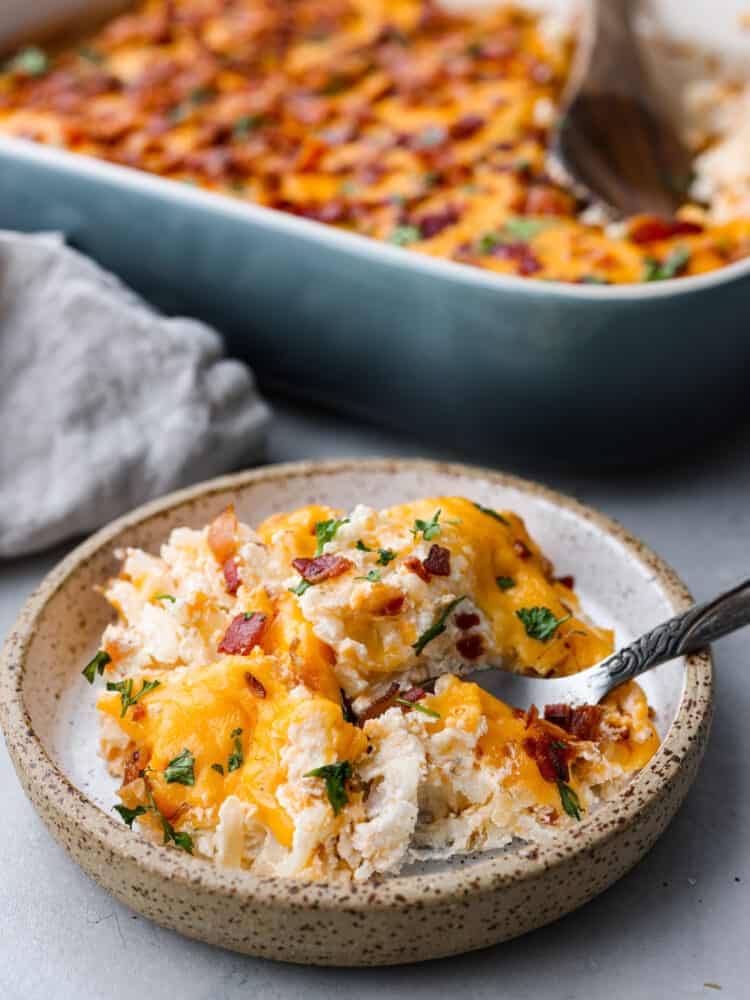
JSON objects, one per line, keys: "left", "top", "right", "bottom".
{"left": 0, "top": 457, "right": 713, "bottom": 910}
{"left": 2, "top": 133, "right": 749, "bottom": 303}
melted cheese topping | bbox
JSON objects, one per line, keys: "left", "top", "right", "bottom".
{"left": 93, "top": 496, "right": 659, "bottom": 880}
{"left": 1, "top": 0, "right": 748, "bottom": 284}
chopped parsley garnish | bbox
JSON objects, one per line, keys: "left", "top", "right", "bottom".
{"left": 164, "top": 748, "right": 195, "bottom": 786}
{"left": 315, "top": 517, "right": 349, "bottom": 555}
{"left": 106, "top": 678, "right": 161, "bottom": 718}
{"left": 473, "top": 501, "right": 509, "bottom": 526}
{"left": 289, "top": 579, "right": 311, "bottom": 596}
{"left": 113, "top": 804, "right": 147, "bottom": 828}
{"left": 233, "top": 114, "right": 264, "bottom": 139}
{"left": 412, "top": 596, "right": 466, "bottom": 655}
{"left": 410, "top": 509, "right": 458, "bottom": 541}
{"left": 496, "top": 576, "right": 516, "bottom": 590}
{"left": 144, "top": 779, "right": 193, "bottom": 852}
{"left": 8, "top": 47, "right": 48, "bottom": 77}
{"left": 355, "top": 539, "right": 371, "bottom": 552}
{"left": 211, "top": 763, "right": 225, "bottom": 776}
{"left": 82, "top": 649, "right": 111, "bottom": 684}
{"left": 558, "top": 781, "right": 582, "bottom": 821}
{"left": 516, "top": 607, "right": 572, "bottom": 642}
{"left": 304, "top": 761, "right": 352, "bottom": 815}
{"left": 390, "top": 225, "right": 421, "bottom": 246}
{"left": 502, "top": 216, "right": 554, "bottom": 241}
{"left": 395, "top": 698, "right": 441, "bottom": 719}
{"left": 154, "top": 593, "right": 176, "bottom": 603}
{"left": 377, "top": 548, "right": 398, "bottom": 565}
{"left": 227, "top": 727, "right": 244, "bottom": 772}
{"left": 644, "top": 247, "right": 691, "bottom": 282}
{"left": 355, "top": 570, "right": 382, "bottom": 583}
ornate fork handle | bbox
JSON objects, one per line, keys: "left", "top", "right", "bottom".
{"left": 601, "top": 578, "right": 750, "bottom": 688}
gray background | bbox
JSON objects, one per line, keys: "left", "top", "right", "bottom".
{"left": 1, "top": 400, "right": 747, "bottom": 1000}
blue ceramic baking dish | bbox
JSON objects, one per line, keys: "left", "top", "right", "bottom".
{"left": 1, "top": 1, "right": 750, "bottom": 466}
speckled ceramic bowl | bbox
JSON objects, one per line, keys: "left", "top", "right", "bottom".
{"left": 0, "top": 459, "right": 713, "bottom": 966}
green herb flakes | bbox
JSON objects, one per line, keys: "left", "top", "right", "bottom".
{"left": 211, "top": 763, "right": 225, "bottom": 776}
{"left": 390, "top": 225, "right": 421, "bottom": 246}
{"left": 644, "top": 247, "right": 691, "bottom": 282}
{"left": 113, "top": 804, "right": 147, "bottom": 828}
{"left": 164, "top": 748, "right": 195, "bottom": 786}
{"left": 8, "top": 47, "right": 48, "bottom": 77}
{"left": 304, "top": 761, "right": 353, "bottom": 815}
{"left": 355, "top": 570, "right": 382, "bottom": 583}
{"left": 315, "top": 517, "right": 349, "bottom": 555}
{"left": 516, "top": 606, "right": 572, "bottom": 642}
{"left": 412, "top": 596, "right": 466, "bottom": 655}
{"left": 473, "top": 501, "right": 509, "bottom": 526}
{"left": 395, "top": 698, "right": 440, "bottom": 719}
{"left": 106, "top": 678, "right": 161, "bottom": 718}
{"left": 82, "top": 649, "right": 111, "bottom": 684}
{"left": 377, "top": 548, "right": 398, "bottom": 566}
{"left": 558, "top": 780, "right": 582, "bottom": 820}
{"left": 496, "top": 576, "right": 516, "bottom": 590}
{"left": 227, "top": 727, "right": 244, "bottom": 772}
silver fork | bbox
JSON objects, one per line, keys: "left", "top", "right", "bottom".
{"left": 471, "top": 579, "right": 750, "bottom": 711}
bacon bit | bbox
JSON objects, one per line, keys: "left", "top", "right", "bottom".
{"left": 538, "top": 806, "right": 559, "bottom": 825}
{"left": 123, "top": 748, "right": 150, "bottom": 786}
{"left": 208, "top": 505, "right": 238, "bottom": 564}
{"left": 524, "top": 184, "right": 573, "bottom": 216}
{"left": 218, "top": 612, "right": 268, "bottom": 655}
{"left": 222, "top": 557, "right": 241, "bottom": 595}
{"left": 450, "top": 114, "right": 485, "bottom": 139}
{"left": 523, "top": 732, "right": 574, "bottom": 783}
{"left": 404, "top": 556, "right": 431, "bottom": 583}
{"left": 375, "top": 594, "right": 406, "bottom": 616}
{"left": 456, "top": 633, "right": 484, "bottom": 659}
{"left": 341, "top": 688, "right": 358, "bottom": 724}
{"left": 132, "top": 703, "right": 147, "bottom": 723}
{"left": 556, "top": 574, "right": 575, "bottom": 590}
{"left": 400, "top": 686, "right": 427, "bottom": 703}
{"left": 525, "top": 704, "right": 539, "bottom": 728}
{"left": 455, "top": 611, "right": 480, "bottom": 630}
{"left": 513, "top": 539, "right": 531, "bottom": 559}
{"left": 512, "top": 707, "right": 526, "bottom": 720}
{"left": 291, "top": 554, "right": 353, "bottom": 583}
{"left": 357, "top": 682, "right": 400, "bottom": 725}
{"left": 422, "top": 544, "right": 451, "bottom": 576}
{"left": 543, "top": 703, "right": 603, "bottom": 740}
{"left": 417, "top": 206, "right": 461, "bottom": 239}
{"left": 243, "top": 671, "right": 266, "bottom": 698}
{"left": 627, "top": 216, "right": 703, "bottom": 244}
{"left": 491, "top": 241, "right": 542, "bottom": 275}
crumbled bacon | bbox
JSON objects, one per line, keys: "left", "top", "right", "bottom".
{"left": 416, "top": 206, "right": 461, "bottom": 239}
{"left": 400, "top": 686, "right": 427, "bottom": 703}
{"left": 422, "top": 544, "right": 451, "bottom": 576}
{"left": 218, "top": 612, "right": 268, "bottom": 655}
{"left": 455, "top": 611, "right": 480, "bottom": 630}
{"left": 123, "top": 748, "right": 150, "bottom": 786}
{"left": 556, "top": 574, "right": 575, "bottom": 590}
{"left": 244, "top": 671, "right": 267, "bottom": 698}
{"left": 456, "top": 634, "right": 484, "bottom": 659}
{"left": 544, "top": 703, "right": 603, "bottom": 741}
{"left": 291, "top": 554, "right": 353, "bottom": 583}
{"left": 132, "top": 703, "right": 147, "bottom": 723}
{"left": 627, "top": 216, "right": 703, "bottom": 244}
{"left": 491, "top": 241, "right": 542, "bottom": 275}
{"left": 208, "top": 505, "right": 238, "bottom": 564}
{"left": 375, "top": 594, "right": 406, "bottom": 616}
{"left": 450, "top": 114, "right": 485, "bottom": 139}
{"left": 513, "top": 539, "right": 531, "bottom": 559}
{"left": 404, "top": 556, "right": 431, "bottom": 583}
{"left": 222, "top": 557, "right": 241, "bottom": 595}
{"left": 523, "top": 184, "right": 573, "bottom": 216}
{"left": 357, "top": 682, "right": 401, "bottom": 725}
{"left": 523, "top": 731, "right": 574, "bottom": 783}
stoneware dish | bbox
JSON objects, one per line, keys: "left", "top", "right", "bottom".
{"left": 0, "top": 1, "right": 750, "bottom": 465}
{"left": 0, "top": 459, "right": 713, "bottom": 966}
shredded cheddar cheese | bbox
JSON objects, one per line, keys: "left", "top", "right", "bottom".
{"left": 1, "top": 0, "right": 748, "bottom": 283}
{"left": 88, "top": 496, "right": 660, "bottom": 881}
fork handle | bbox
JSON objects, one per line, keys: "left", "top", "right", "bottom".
{"left": 600, "top": 579, "right": 750, "bottom": 690}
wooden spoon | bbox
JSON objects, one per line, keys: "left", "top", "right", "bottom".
{"left": 548, "top": 0, "right": 695, "bottom": 220}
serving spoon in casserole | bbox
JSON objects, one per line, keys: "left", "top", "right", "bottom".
{"left": 549, "top": 0, "right": 696, "bottom": 218}
{"left": 475, "top": 578, "right": 750, "bottom": 711}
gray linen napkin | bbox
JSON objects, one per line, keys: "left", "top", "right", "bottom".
{"left": 0, "top": 231, "right": 270, "bottom": 558}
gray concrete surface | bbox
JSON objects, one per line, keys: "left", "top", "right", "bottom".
{"left": 1, "top": 399, "right": 748, "bottom": 999}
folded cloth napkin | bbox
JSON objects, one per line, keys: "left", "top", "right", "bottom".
{"left": 0, "top": 231, "right": 270, "bottom": 558}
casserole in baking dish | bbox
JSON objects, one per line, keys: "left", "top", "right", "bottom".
{"left": 1, "top": 0, "right": 749, "bottom": 463}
